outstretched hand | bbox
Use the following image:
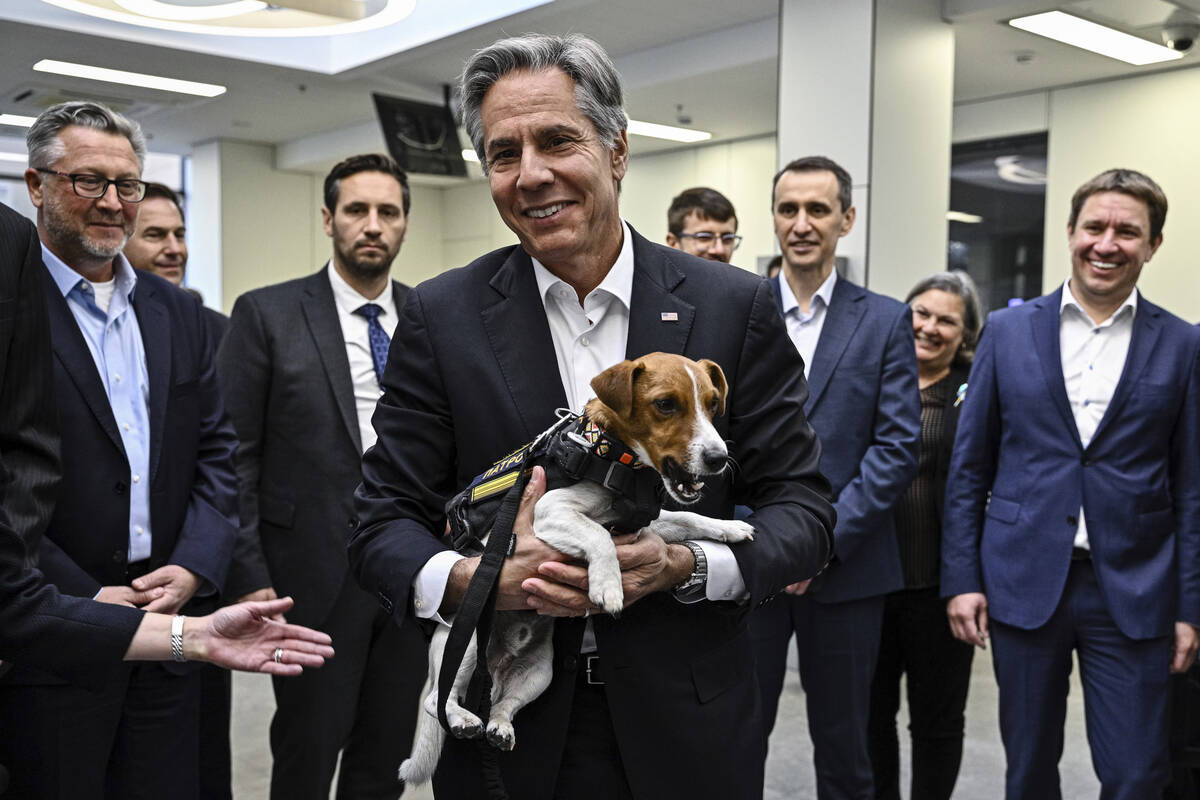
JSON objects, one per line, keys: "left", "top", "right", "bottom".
{"left": 189, "top": 597, "right": 334, "bottom": 676}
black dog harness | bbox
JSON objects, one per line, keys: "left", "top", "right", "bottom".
{"left": 446, "top": 410, "right": 665, "bottom": 555}
{"left": 435, "top": 411, "right": 665, "bottom": 798}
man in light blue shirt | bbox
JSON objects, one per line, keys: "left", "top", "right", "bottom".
{"left": 0, "top": 101, "right": 238, "bottom": 800}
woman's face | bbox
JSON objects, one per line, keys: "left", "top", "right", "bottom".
{"left": 911, "top": 289, "right": 966, "bottom": 374}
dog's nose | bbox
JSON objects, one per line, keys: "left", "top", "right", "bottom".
{"left": 701, "top": 448, "right": 727, "bottom": 473}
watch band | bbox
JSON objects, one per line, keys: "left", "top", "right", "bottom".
{"left": 171, "top": 615, "right": 187, "bottom": 663}
{"left": 673, "top": 541, "right": 707, "bottom": 602}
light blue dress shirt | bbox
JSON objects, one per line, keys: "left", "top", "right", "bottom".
{"left": 42, "top": 246, "right": 154, "bottom": 563}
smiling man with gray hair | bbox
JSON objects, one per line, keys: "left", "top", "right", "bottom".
{"left": 0, "top": 100, "right": 238, "bottom": 800}
{"left": 349, "top": 33, "right": 834, "bottom": 800}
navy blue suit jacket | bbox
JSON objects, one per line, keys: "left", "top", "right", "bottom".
{"left": 942, "top": 287, "right": 1200, "bottom": 640}
{"left": 350, "top": 228, "right": 835, "bottom": 800}
{"left": 772, "top": 274, "right": 920, "bottom": 604}
{"left": 8, "top": 267, "right": 238, "bottom": 685}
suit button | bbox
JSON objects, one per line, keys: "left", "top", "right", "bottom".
{"left": 377, "top": 592, "right": 394, "bottom": 614}
{"left": 114, "top": 481, "right": 127, "bottom": 496}
{"left": 348, "top": 518, "right": 357, "bottom": 529}
{"left": 112, "top": 549, "right": 125, "bottom": 564}
{"left": 562, "top": 655, "right": 578, "bottom": 672}
{"left": 1067, "top": 515, "right": 1078, "bottom": 526}
{"left": 1080, "top": 455, "right": 1091, "bottom": 466}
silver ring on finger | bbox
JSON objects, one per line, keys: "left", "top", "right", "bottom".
{"left": 273, "top": 648, "right": 284, "bottom": 664}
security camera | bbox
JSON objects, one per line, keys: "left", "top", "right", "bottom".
{"left": 1161, "top": 10, "right": 1200, "bottom": 52}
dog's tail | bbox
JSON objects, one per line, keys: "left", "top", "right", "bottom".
{"left": 399, "top": 689, "right": 445, "bottom": 786}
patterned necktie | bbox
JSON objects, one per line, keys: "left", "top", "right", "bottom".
{"left": 353, "top": 303, "right": 390, "bottom": 384}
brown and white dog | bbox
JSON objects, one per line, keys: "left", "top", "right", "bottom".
{"left": 399, "top": 353, "right": 755, "bottom": 785}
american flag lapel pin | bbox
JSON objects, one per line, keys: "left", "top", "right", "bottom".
{"left": 660, "top": 312, "right": 678, "bottom": 322}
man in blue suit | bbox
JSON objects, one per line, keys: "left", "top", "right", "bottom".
{"left": 752, "top": 156, "right": 921, "bottom": 799}
{"left": 943, "top": 168, "right": 1200, "bottom": 798}
{"left": 0, "top": 102, "right": 238, "bottom": 799}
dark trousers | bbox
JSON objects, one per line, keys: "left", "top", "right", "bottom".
{"left": 197, "top": 663, "right": 232, "bottom": 800}
{"left": 551, "top": 665, "right": 635, "bottom": 800}
{"left": 752, "top": 592, "right": 886, "bottom": 800}
{"left": 990, "top": 560, "right": 1171, "bottom": 800}
{"left": 269, "top": 577, "right": 427, "bottom": 800}
{"left": 0, "top": 662, "right": 201, "bottom": 800}
{"left": 867, "top": 586, "right": 974, "bottom": 800}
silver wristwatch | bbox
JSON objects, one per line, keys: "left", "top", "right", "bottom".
{"left": 673, "top": 541, "right": 707, "bottom": 601}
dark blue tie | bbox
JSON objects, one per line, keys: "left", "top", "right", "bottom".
{"left": 354, "top": 303, "right": 390, "bottom": 384}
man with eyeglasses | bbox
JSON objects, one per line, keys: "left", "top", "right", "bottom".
{"left": 0, "top": 101, "right": 238, "bottom": 800}
{"left": 665, "top": 186, "right": 741, "bottom": 264}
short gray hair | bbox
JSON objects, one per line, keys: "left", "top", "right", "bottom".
{"left": 27, "top": 101, "right": 147, "bottom": 172}
{"left": 905, "top": 270, "right": 984, "bottom": 367}
{"left": 459, "top": 33, "right": 627, "bottom": 173}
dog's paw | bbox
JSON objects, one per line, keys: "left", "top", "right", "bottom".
{"left": 588, "top": 570, "right": 625, "bottom": 615}
{"left": 398, "top": 759, "right": 427, "bottom": 785}
{"left": 712, "top": 519, "right": 755, "bottom": 543}
{"left": 486, "top": 720, "right": 516, "bottom": 751}
{"left": 447, "top": 707, "right": 483, "bottom": 739}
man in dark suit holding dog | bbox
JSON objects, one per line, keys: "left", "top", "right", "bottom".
{"left": 752, "top": 156, "right": 921, "bottom": 800}
{"left": 0, "top": 101, "right": 239, "bottom": 799}
{"left": 218, "top": 153, "right": 426, "bottom": 800}
{"left": 349, "top": 34, "right": 834, "bottom": 800}
{"left": 942, "top": 168, "right": 1200, "bottom": 797}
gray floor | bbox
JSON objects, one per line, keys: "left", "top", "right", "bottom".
{"left": 230, "top": 645, "right": 1101, "bottom": 799}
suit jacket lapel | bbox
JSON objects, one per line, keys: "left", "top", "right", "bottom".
{"left": 804, "top": 277, "right": 866, "bottom": 414}
{"left": 1091, "top": 296, "right": 1160, "bottom": 444}
{"left": 132, "top": 279, "right": 171, "bottom": 481}
{"left": 1030, "top": 288, "right": 1082, "bottom": 448}
{"left": 41, "top": 270, "right": 125, "bottom": 456}
{"left": 626, "top": 229, "right": 694, "bottom": 359}
{"left": 301, "top": 269, "right": 362, "bottom": 452}
{"left": 480, "top": 247, "right": 566, "bottom": 440}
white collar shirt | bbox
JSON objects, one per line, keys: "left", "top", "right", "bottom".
{"left": 1058, "top": 278, "right": 1137, "bottom": 550}
{"left": 531, "top": 222, "right": 634, "bottom": 413}
{"left": 779, "top": 269, "right": 837, "bottom": 377}
{"left": 327, "top": 262, "right": 398, "bottom": 453}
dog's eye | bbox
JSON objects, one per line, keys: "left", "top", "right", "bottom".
{"left": 653, "top": 397, "right": 678, "bottom": 415}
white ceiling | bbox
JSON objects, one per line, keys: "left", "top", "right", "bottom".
{"left": 1, "top": 0, "right": 1199, "bottom": 174}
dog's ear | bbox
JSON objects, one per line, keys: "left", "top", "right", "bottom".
{"left": 698, "top": 359, "right": 728, "bottom": 416}
{"left": 590, "top": 359, "right": 642, "bottom": 419}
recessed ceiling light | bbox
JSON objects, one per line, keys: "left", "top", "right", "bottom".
{"left": 40, "top": 0, "right": 416, "bottom": 38}
{"left": 947, "top": 211, "right": 984, "bottom": 224}
{"left": 33, "top": 59, "right": 227, "bottom": 98}
{"left": 1008, "top": 11, "right": 1183, "bottom": 66}
{"left": 0, "top": 152, "right": 28, "bottom": 162}
{"left": 627, "top": 119, "right": 712, "bottom": 143}
{"left": 461, "top": 149, "right": 480, "bottom": 163}
{"left": 113, "top": 0, "right": 266, "bottom": 20}
{"left": 0, "top": 114, "right": 37, "bottom": 128}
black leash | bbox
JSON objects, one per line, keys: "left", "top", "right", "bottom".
{"left": 436, "top": 463, "right": 530, "bottom": 799}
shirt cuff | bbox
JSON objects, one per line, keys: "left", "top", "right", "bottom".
{"left": 677, "top": 540, "right": 747, "bottom": 604}
{"left": 413, "top": 549, "right": 466, "bottom": 626}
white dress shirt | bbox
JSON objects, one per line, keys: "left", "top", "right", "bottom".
{"left": 327, "top": 262, "right": 398, "bottom": 453}
{"left": 413, "top": 222, "right": 747, "bottom": 624}
{"left": 1059, "top": 279, "right": 1137, "bottom": 551}
{"left": 779, "top": 269, "right": 838, "bottom": 377}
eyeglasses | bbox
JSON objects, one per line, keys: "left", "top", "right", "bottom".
{"left": 677, "top": 232, "right": 742, "bottom": 250}
{"left": 36, "top": 169, "right": 148, "bottom": 202}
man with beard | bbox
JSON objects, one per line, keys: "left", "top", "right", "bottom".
{"left": 218, "top": 153, "right": 426, "bottom": 799}
{"left": 0, "top": 101, "right": 238, "bottom": 798}
{"left": 124, "top": 183, "right": 229, "bottom": 346}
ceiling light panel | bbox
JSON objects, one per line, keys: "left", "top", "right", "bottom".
{"left": 1008, "top": 11, "right": 1183, "bottom": 66}
{"left": 113, "top": 0, "right": 267, "bottom": 21}
{"left": 33, "top": 59, "right": 227, "bottom": 97}
{"left": 626, "top": 119, "right": 712, "bottom": 143}
{"left": 0, "top": 114, "right": 38, "bottom": 127}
